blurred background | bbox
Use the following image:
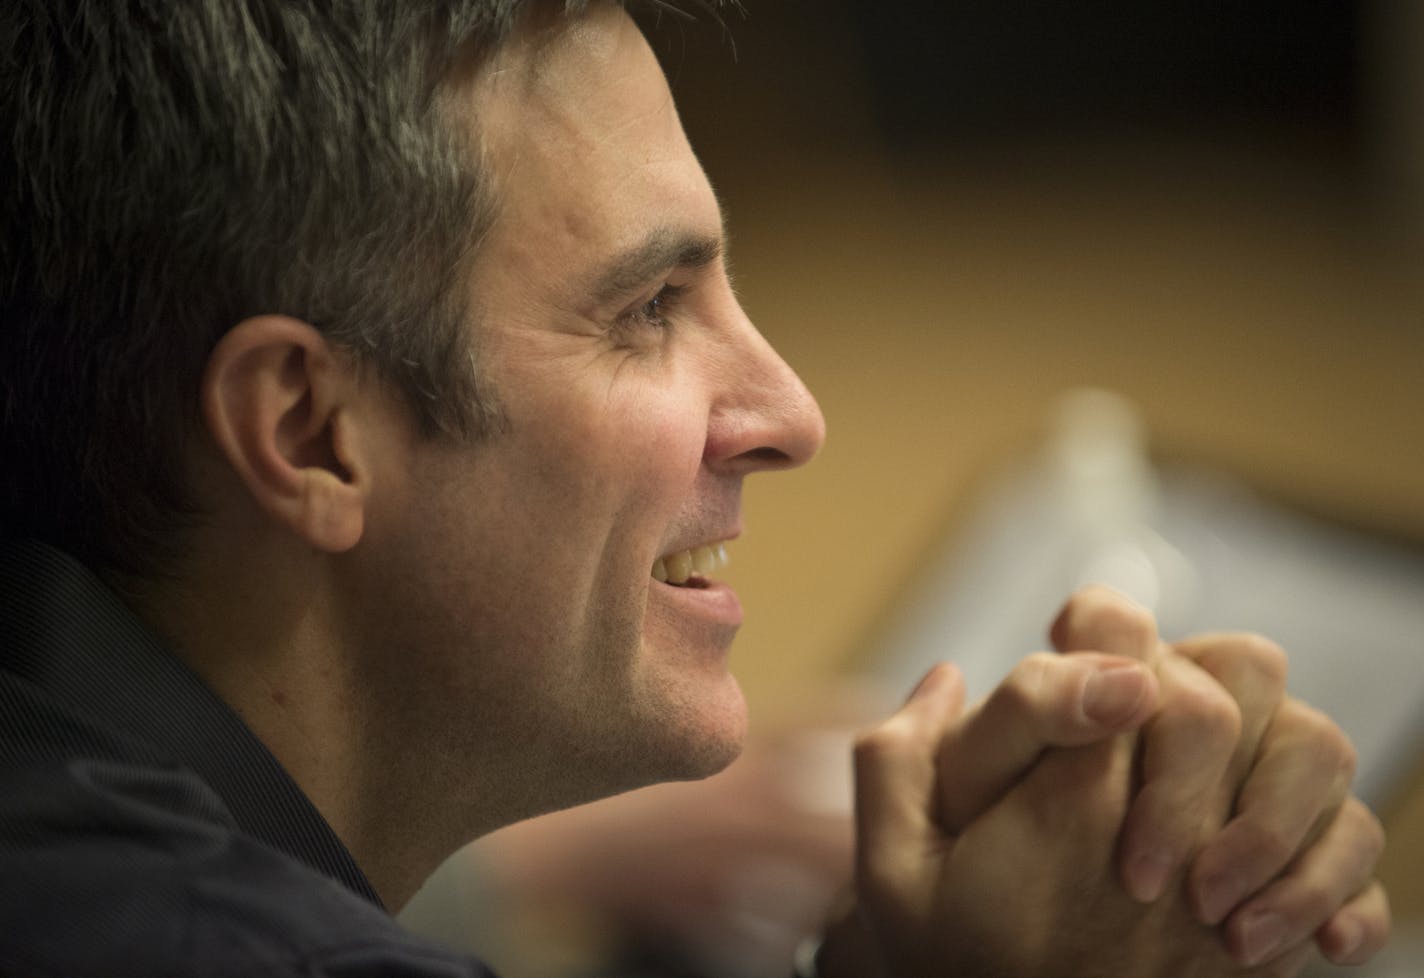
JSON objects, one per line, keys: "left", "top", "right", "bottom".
{"left": 403, "top": 3, "right": 1424, "bottom": 975}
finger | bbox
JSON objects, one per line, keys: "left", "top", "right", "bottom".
{"left": 1316, "top": 881, "right": 1391, "bottom": 966}
{"left": 1173, "top": 632, "right": 1288, "bottom": 780}
{"left": 1050, "top": 594, "right": 1256, "bottom": 905}
{"left": 1049, "top": 584, "right": 1161, "bottom": 664}
{"left": 936, "top": 652, "right": 1158, "bottom": 833}
{"left": 853, "top": 663, "right": 966, "bottom": 899}
{"left": 1116, "top": 651, "right": 1242, "bottom": 904}
{"left": 1190, "top": 699, "right": 1355, "bottom": 926}
{"left": 1221, "top": 797, "right": 1386, "bottom": 968}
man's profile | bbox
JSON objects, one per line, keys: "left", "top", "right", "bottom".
{"left": 0, "top": 2, "right": 1390, "bottom": 975}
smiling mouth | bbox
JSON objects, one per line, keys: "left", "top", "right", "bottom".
{"left": 652, "top": 542, "right": 730, "bottom": 588}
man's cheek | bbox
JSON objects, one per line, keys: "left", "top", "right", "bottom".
{"left": 639, "top": 408, "right": 705, "bottom": 481}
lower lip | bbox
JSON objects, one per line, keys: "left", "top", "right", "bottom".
{"left": 652, "top": 578, "right": 744, "bottom": 627}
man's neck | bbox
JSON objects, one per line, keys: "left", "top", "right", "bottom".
{"left": 126, "top": 532, "right": 436, "bottom": 908}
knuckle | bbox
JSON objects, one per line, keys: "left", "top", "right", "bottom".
{"left": 1289, "top": 702, "right": 1357, "bottom": 780}
{"left": 1177, "top": 632, "right": 1289, "bottom": 711}
{"left": 1103, "top": 607, "right": 1156, "bottom": 651}
{"left": 1231, "top": 632, "right": 1290, "bottom": 689}
{"left": 1232, "top": 817, "right": 1298, "bottom": 873}
{"left": 1172, "top": 680, "right": 1243, "bottom": 746}
{"left": 1274, "top": 874, "right": 1342, "bottom": 930}
{"left": 1302, "top": 880, "right": 1342, "bottom": 924}
{"left": 1338, "top": 735, "right": 1359, "bottom": 785}
{"left": 1053, "top": 585, "right": 1156, "bottom": 652}
{"left": 1258, "top": 828, "right": 1299, "bottom": 873}
{"left": 853, "top": 723, "right": 912, "bottom": 766}
{"left": 1090, "top": 597, "right": 1156, "bottom": 647}
{"left": 1347, "top": 799, "right": 1387, "bottom": 859}
{"left": 1002, "top": 652, "right": 1059, "bottom": 709}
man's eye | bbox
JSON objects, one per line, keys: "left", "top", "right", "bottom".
{"left": 619, "top": 283, "right": 688, "bottom": 331}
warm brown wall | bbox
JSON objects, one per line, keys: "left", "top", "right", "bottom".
{"left": 655, "top": 0, "right": 1424, "bottom": 921}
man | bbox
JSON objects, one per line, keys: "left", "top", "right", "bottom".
{"left": 0, "top": 2, "right": 1388, "bottom": 975}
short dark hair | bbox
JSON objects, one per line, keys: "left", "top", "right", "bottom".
{"left": 2, "top": 0, "right": 707, "bottom": 579}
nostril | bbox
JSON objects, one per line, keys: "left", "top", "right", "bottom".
{"left": 740, "top": 447, "right": 791, "bottom": 466}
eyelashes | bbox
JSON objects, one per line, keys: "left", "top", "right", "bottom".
{"left": 616, "top": 282, "right": 690, "bottom": 333}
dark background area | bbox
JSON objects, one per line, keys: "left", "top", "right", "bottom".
{"left": 852, "top": 2, "right": 1357, "bottom": 146}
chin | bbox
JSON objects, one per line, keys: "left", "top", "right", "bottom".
{"left": 626, "top": 671, "right": 749, "bottom": 786}
{"left": 669, "top": 710, "right": 747, "bottom": 782}
{"left": 507, "top": 678, "right": 748, "bottom": 826}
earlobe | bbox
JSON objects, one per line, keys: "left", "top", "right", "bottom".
{"left": 201, "top": 315, "right": 366, "bottom": 553}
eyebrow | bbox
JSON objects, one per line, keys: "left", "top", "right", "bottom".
{"left": 589, "top": 227, "right": 724, "bottom": 305}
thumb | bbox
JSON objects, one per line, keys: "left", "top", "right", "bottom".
{"left": 853, "top": 663, "right": 966, "bottom": 902}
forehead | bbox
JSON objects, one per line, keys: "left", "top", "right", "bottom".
{"left": 460, "top": 4, "right": 721, "bottom": 293}
{"left": 478, "top": 4, "right": 680, "bottom": 155}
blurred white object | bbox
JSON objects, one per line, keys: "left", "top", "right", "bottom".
{"left": 875, "top": 387, "right": 1424, "bottom": 806}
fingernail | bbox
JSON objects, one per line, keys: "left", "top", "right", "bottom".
{"left": 1238, "top": 911, "right": 1288, "bottom": 966}
{"left": 1081, "top": 665, "right": 1150, "bottom": 726}
{"left": 1126, "top": 847, "right": 1173, "bottom": 903}
{"left": 1196, "top": 872, "right": 1246, "bottom": 925}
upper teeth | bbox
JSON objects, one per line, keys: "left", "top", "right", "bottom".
{"left": 652, "top": 543, "right": 729, "bottom": 585}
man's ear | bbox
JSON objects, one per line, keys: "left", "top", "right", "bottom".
{"left": 201, "top": 315, "right": 368, "bottom": 553}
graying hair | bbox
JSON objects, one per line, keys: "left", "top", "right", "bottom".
{"left": 1, "top": 0, "right": 721, "bottom": 578}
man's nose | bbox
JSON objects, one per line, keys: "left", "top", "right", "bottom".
{"left": 703, "top": 311, "right": 826, "bottom": 477}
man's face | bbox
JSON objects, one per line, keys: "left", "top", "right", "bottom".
{"left": 356, "top": 4, "right": 823, "bottom": 811}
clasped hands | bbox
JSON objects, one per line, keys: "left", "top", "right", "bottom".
{"left": 832, "top": 586, "right": 1389, "bottom": 978}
